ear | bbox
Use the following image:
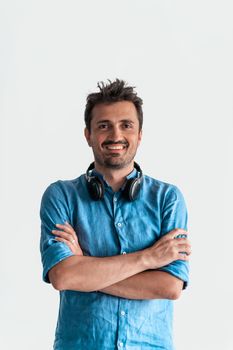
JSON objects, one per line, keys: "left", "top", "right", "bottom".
{"left": 84, "top": 127, "right": 92, "bottom": 147}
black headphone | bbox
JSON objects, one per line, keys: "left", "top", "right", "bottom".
{"left": 85, "top": 162, "right": 143, "bottom": 201}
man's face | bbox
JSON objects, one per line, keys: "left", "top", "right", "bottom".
{"left": 84, "top": 101, "right": 142, "bottom": 169}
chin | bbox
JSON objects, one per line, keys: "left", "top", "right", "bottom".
{"left": 104, "top": 163, "right": 125, "bottom": 169}
{"left": 103, "top": 158, "right": 133, "bottom": 169}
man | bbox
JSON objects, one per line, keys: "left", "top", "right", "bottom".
{"left": 40, "top": 79, "right": 191, "bottom": 350}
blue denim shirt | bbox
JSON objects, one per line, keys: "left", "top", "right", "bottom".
{"left": 40, "top": 168, "right": 189, "bottom": 350}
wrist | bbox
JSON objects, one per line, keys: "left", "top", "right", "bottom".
{"left": 140, "top": 248, "right": 155, "bottom": 270}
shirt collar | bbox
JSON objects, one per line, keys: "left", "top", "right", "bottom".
{"left": 91, "top": 167, "right": 138, "bottom": 189}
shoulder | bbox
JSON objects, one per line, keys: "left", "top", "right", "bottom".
{"left": 143, "top": 173, "right": 183, "bottom": 194}
{"left": 41, "top": 174, "right": 85, "bottom": 203}
{"left": 142, "top": 174, "right": 185, "bottom": 203}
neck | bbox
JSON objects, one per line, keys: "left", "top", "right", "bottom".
{"left": 94, "top": 162, "right": 135, "bottom": 192}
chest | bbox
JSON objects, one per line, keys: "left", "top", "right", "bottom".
{"left": 71, "top": 192, "right": 162, "bottom": 257}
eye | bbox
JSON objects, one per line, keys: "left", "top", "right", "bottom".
{"left": 98, "top": 124, "right": 108, "bottom": 129}
{"left": 123, "top": 123, "right": 133, "bottom": 129}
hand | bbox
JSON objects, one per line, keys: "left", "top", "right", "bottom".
{"left": 51, "top": 222, "right": 83, "bottom": 256}
{"left": 144, "top": 228, "right": 191, "bottom": 269}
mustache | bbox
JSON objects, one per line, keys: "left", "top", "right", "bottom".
{"left": 102, "top": 140, "right": 128, "bottom": 146}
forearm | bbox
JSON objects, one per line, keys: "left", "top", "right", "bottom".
{"left": 49, "top": 250, "right": 149, "bottom": 292}
{"left": 99, "top": 270, "right": 183, "bottom": 300}
{"left": 49, "top": 227, "right": 189, "bottom": 294}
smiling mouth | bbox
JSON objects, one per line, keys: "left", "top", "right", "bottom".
{"left": 103, "top": 142, "right": 128, "bottom": 151}
{"left": 105, "top": 145, "right": 127, "bottom": 150}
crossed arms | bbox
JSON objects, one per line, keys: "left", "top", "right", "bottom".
{"left": 48, "top": 223, "right": 191, "bottom": 300}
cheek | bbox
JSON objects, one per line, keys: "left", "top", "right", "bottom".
{"left": 129, "top": 135, "right": 140, "bottom": 145}
{"left": 92, "top": 136, "right": 105, "bottom": 148}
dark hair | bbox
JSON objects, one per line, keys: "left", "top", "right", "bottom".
{"left": 84, "top": 79, "right": 143, "bottom": 132}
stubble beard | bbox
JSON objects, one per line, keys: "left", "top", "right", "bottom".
{"left": 93, "top": 149, "right": 137, "bottom": 170}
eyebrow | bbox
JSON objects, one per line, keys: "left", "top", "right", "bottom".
{"left": 96, "top": 119, "right": 135, "bottom": 124}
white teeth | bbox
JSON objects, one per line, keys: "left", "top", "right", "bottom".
{"left": 106, "top": 145, "right": 125, "bottom": 150}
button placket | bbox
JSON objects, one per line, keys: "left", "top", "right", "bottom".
{"left": 117, "top": 298, "right": 127, "bottom": 349}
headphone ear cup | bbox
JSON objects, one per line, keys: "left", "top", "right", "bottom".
{"left": 123, "top": 178, "right": 141, "bottom": 201}
{"left": 87, "top": 177, "right": 105, "bottom": 201}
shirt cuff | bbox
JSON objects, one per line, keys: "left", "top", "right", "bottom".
{"left": 42, "top": 241, "right": 75, "bottom": 283}
{"left": 158, "top": 260, "right": 189, "bottom": 290}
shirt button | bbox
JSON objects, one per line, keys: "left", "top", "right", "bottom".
{"left": 120, "top": 310, "right": 125, "bottom": 316}
{"left": 119, "top": 342, "right": 123, "bottom": 347}
{"left": 122, "top": 251, "right": 126, "bottom": 254}
{"left": 113, "top": 197, "right": 117, "bottom": 202}
{"left": 117, "top": 222, "right": 122, "bottom": 227}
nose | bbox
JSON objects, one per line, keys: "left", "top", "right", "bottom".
{"left": 109, "top": 125, "right": 122, "bottom": 141}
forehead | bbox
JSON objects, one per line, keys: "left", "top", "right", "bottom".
{"left": 91, "top": 101, "right": 138, "bottom": 124}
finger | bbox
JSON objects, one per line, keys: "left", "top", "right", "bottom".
{"left": 64, "top": 222, "right": 79, "bottom": 238}
{"left": 176, "top": 244, "right": 192, "bottom": 254}
{"left": 175, "top": 238, "right": 191, "bottom": 246}
{"left": 178, "top": 252, "right": 190, "bottom": 261}
{"left": 55, "top": 236, "right": 76, "bottom": 253}
{"left": 56, "top": 223, "right": 75, "bottom": 235}
{"left": 52, "top": 230, "right": 77, "bottom": 244}
{"left": 56, "top": 223, "right": 74, "bottom": 233}
{"left": 176, "top": 242, "right": 192, "bottom": 253}
{"left": 61, "top": 223, "right": 80, "bottom": 242}
{"left": 64, "top": 221, "right": 74, "bottom": 228}
{"left": 55, "top": 224, "right": 77, "bottom": 239}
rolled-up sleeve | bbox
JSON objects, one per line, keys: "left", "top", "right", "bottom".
{"left": 158, "top": 185, "right": 189, "bottom": 289}
{"left": 40, "top": 182, "right": 74, "bottom": 283}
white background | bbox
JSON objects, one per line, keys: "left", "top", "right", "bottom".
{"left": 1, "top": 1, "right": 233, "bottom": 349}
